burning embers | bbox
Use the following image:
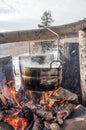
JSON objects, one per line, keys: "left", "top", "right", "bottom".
{"left": 0, "top": 79, "right": 78, "bottom": 130}
{"left": 0, "top": 80, "right": 26, "bottom": 130}
{"left": 3, "top": 112, "right": 27, "bottom": 130}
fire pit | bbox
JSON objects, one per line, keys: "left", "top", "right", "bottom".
{"left": 0, "top": 55, "right": 85, "bottom": 130}
{"left": 0, "top": 83, "right": 79, "bottom": 130}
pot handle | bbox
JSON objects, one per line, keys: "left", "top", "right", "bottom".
{"left": 50, "top": 60, "right": 62, "bottom": 69}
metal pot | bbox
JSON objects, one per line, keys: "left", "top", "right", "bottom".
{"left": 19, "top": 55, "right": 62, "bottom": 91}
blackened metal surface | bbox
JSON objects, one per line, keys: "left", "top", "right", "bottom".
{"left": 19, "top": 56, "right": 62, "bottom": 91}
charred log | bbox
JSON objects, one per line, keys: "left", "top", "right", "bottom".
{"left": 22, "top": 106, "right": 34, "bottom": 123}
{"left": 44, "top": 121, "right": 51, "bottom": 130}
{"left": 0, "top": 93, "right": 13, "bottom": 110}
{"left": 31, "top": 118, "right": 41, "bottom": 130}
{"left": 56, "top": 103, "right": 75, "bottom": 124}
{"left": 50, "top": 122, "right": 60, "bottom": 130}
{"left": 0, "top": 112, "right": 4, "bottom": 121}
{"left": 24, "top": 121, "right": 34, "bottom": 130}
{"left": 34, "top": 109, "right": 54, "bottom": 121}
{"left": 0, "top": 93, "right": 8, "bottom": 109}
{"left": 55, "top": 87, "right": 79, "bottom": 104}
{"left": 44, "top": 121, "right": 60, "bottom": 130}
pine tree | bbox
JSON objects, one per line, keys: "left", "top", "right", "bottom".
{"left": 41, "top": 11, "right": 54, "bottom": 27}
{"left": 34, "top": 11, "right": 55, "bottom": 53}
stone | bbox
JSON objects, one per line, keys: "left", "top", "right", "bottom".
{"left": 61, "top": 115, "right": 86, "bottom": 130}
{"left": 61, "top": 105, "right": 86, "bottom": 130}
{"left": 0, "top": 122, "right": 14, "bottom": 130}
{"left": 70, "top": 104, "right": 86, "bottom": 118}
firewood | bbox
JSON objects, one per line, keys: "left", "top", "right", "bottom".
{"left": 56, "top": 115, "right": 64, "bottom": 125}
{"left": 57, "top": 87, "right": 78, "bottom": 104}
{"left": 0, "top": 112, "right": 4, "bottom": 121}
{"left": 56, "top": 103, "right": 75, "bottom": 124}
{"left": 50, "top": 123, "right": 60, "bottom": 130}
{"left": 4, "top": 109, "right": 16, "bottom": 115}
{"left": 0, "top": 93, "right": 8, "bottom": 106}
{"left": 31, "top": 118, "right": 41, "bottom": 130}
{"left": 44, "top": 121, "right": 51, "bottom": 129}
{"left": 0, "top": 93, "right": 11, "bottom": 109}
{"left": 63, "top": 103, "right": 75, "bottom": 119}
{"left": 22, "top": 106, "right": 34, "bottom": 122}
{"left": 34, "top": 109, "right": 54, "bottom": 121}
{"left": 24, "top": 121, "right": 34, "bottom": 130}
{"left": 58, "top": 103, "right": 75, "bottom": 119}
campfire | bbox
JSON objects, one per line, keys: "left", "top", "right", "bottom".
{"left": 0, "top": 79, "right": 78, "bottom": 130}
{"left": 0, "top": 55, "right": 80, "bottom": 130}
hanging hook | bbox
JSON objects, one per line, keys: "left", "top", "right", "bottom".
{"left": 50, "top": 60, "right": 62, "bottom": 69}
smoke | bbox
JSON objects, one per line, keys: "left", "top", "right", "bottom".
{"left": 19, "top": 53, "right": 61, "bottom": 68}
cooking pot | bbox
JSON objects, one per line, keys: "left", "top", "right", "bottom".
{"left": 19, "top": 55, "right": 62, "bottom": 91}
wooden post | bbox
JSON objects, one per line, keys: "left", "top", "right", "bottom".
{"left": 79, "top": 30, "right": 86, "bottom": 104}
